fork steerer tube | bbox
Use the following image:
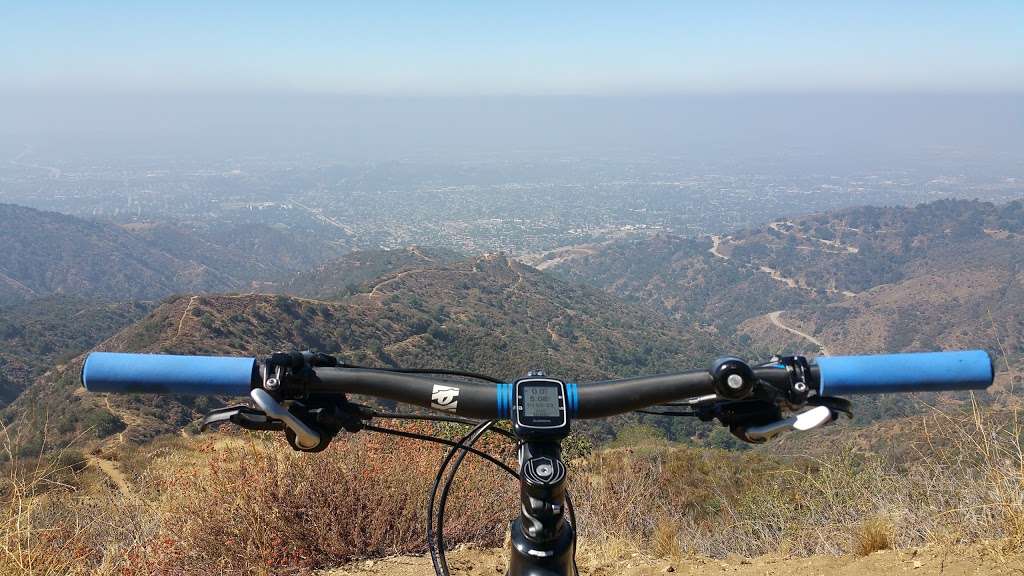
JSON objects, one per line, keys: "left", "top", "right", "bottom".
{"left": 508, "top": 441, "right": 575, "bottom": 576}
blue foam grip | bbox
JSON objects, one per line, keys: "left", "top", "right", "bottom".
{"left": 82, "top": 352, "right": 255, "bottom": 396}
{"left": 816, "top": 350, "right": 993, "bottom": 396}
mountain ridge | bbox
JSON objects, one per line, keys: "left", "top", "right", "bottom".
{"left": 6, "top": 253, "right": 725, "bottom": 447}
{"left": 0, "top": 203, "right": 350, "bottom": 305}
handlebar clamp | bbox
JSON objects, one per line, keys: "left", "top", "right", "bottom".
{"left": 772, "top": 355, "right": 812, "bottom": 405}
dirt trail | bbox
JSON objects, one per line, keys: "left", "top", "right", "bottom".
{"left": 91, "top": 397, "right": 136, "bottom": 496}
{"left": 86, "top": 454, "right": 133, "bottom": 496}
{"left": 322, "top": 545, "right": 1023, "bottom": 576}
{"left": 518, "top": 244, "right": 599, "bottom": 270}
{"left": 175, "top": 293, "right": 343, "bottom": 338}
{"left": 767, "top": 311, "right": 831, "bottom": 356}
{"left": 709, "top": 235, "right": 729, "bottom": 260}
{"left": 710, "top": 236, "right": 854, "bottom": 297}
{"left": 175, "top": 295, "right": 199, "bottom": 339}
{"left": 769, "top": 221, "right": 859, "bottom": 254}
{"left": 0, "top": 270, "right": 37, "bottom": 297}
{"left": 759, "top": 265, "right": 800, "bottom": 289}
{"left": 367, "top": 269, "right": 438, "bottom": 299}
{"left": 408, "top": 246, "right": 437, "bottom": 263}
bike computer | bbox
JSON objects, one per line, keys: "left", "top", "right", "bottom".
{"left": 511, "top": 377, "right": 570, "bottom": 440}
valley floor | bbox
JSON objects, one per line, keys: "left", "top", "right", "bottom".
{"left": 324, "top": 544, "right": 1024, "bottom": 576}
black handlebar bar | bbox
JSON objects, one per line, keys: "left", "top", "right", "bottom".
{"left": 82, "top": 350, "right": 993, "bottom": 419}
{"left": 305, "top": 367, "right": 724, "bottom": 419}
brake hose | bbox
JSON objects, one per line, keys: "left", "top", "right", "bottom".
{"left": 365, "top": 411, "right": 576, "bottom": 574}
{"left": 565, "top": 490, "right": 579, "bottom": 576}
{"left": 435, "top": 422, "right": 495, "bottom": 575}
{"left": 365, "top": 409, "right": 518, "bottom": 440}
{"left": 363, "top": 423, "right": 516, "bottom": 477}
{"left": 428, "top": 421, "right": 494, "bottom": 576}
{"left": 336, "top": 362, "right": 505, "bottom": 384}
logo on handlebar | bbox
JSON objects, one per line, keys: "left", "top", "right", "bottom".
{"left": 430, "top": 384, "right": 460, "bottom": 412}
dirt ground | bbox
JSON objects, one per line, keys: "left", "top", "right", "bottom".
{"left": 323, "top": 544, "right": 1024, "bottom": 576}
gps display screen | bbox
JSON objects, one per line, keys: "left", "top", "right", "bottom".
{"left": 523, "top": 385, "right": 561, "bottom": 418}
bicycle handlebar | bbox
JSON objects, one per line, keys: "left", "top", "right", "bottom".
{"left": 81, "top": 349, "right": 994, "bottom": 419}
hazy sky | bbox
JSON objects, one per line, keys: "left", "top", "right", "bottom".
{"left": 3, "top": 1, "right": 1022, "bottom": 94}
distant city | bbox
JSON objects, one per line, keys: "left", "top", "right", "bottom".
{"left": 3, "top": 148, "right": 1022, "bottom": 255}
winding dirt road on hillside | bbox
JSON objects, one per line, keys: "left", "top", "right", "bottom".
{"left": 708, "top": 235, "right": 728, "bottom": 260}
{"left": 767, "top": 311, "right": 831, "bottom": 356}
{"left": 710, "top": 236, "right": 825, "bottom": 295}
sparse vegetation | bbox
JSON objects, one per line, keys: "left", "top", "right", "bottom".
{"left": 4, "top": 394, "right": 1024, "bottom": 575}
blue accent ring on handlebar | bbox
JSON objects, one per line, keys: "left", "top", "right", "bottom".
{"left": 817, "top": 350, "right": 993, "bottom": 396}
{"left": 496, "top": 382, "right": 512, "bottom": 418}
{"left": 82, "top": 352, "right": 256, "bottom": 396}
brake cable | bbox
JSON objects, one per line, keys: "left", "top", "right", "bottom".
{"left": 363, "top": 423, "right": 517, "bottom": 477}
{"left": 235, "top": 356, "right": 578, "bottom": 574}
{"left": 436, "top": 438, "right": 580, "bottom": 576}
{"left": 428, "top": 421, "right": 495, "bottom": 576}
{"left": 335, "top": 362, "right": 505, "bottom": 384}
{"left": 364, "top": 409, "right": 518, "bottom": 440}
{"left": 635, "top": 408, "right": 699, "bottom": 417}
{"left": 565, "top": 490, "right": 580, "bottom": 576}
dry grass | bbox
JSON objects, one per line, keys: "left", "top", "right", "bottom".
{"left": 567, "top": 398, "right": 1024, "bottom": 559}
{"left": 1, "top": 421, "right": 517, "bottom": 576}
{"left": 0, "top": 420, "right": 154, "bottom": 576}
{"left": 121, "top": 423, "right": 517, "bottom": 574}
{"left": 3, "top": 391, "right": 1024, "bottom": 574}
{"left": 854, "top": 516, "right": 893, "bottom": 556}
{"left": 652, "top": 518, "right": 682, "bottom": 558}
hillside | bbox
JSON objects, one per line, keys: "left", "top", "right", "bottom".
{"left": 125, "top": 221, "right": 350, "bottom": 287}
{"left": 723, "top": 198, "right": 1023, "bottom": 297}
{"left": 541, "top": 233, "right": 822, "bottom": 331}
{"left": 732, "top": 200, "right": 1024, "bottom": 360}
{"left": 739, "top": 240, "right": 1023, "bottom": 359}
{"left": 0, "top": 296, "right": 151, "bottom": 406}
{"left": 0, "top": 203, "right": 350, "bottom": 305}
{"left": 281, "top": 245, "right": 463, "bottom": 299}
{"left": 6, "top": 207, "right": 1024, "bottom": 576}
{"left": 0, "top": 203, "right": 240, "bottom": 304}
{"left": 8, "top": 254, "right": 724, "bottom": 447}
{"left": 545, "top": 199, "right": 1024, "bottom": 361}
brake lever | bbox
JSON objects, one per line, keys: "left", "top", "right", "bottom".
{"left": 739, "top": 405, "right": 834, "bottom": 443}
{"left": 200, "top": 405, "right": 285, "bottom": 432}
{"left": 250, "top": 388, "right": 323, "bottom": 450}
